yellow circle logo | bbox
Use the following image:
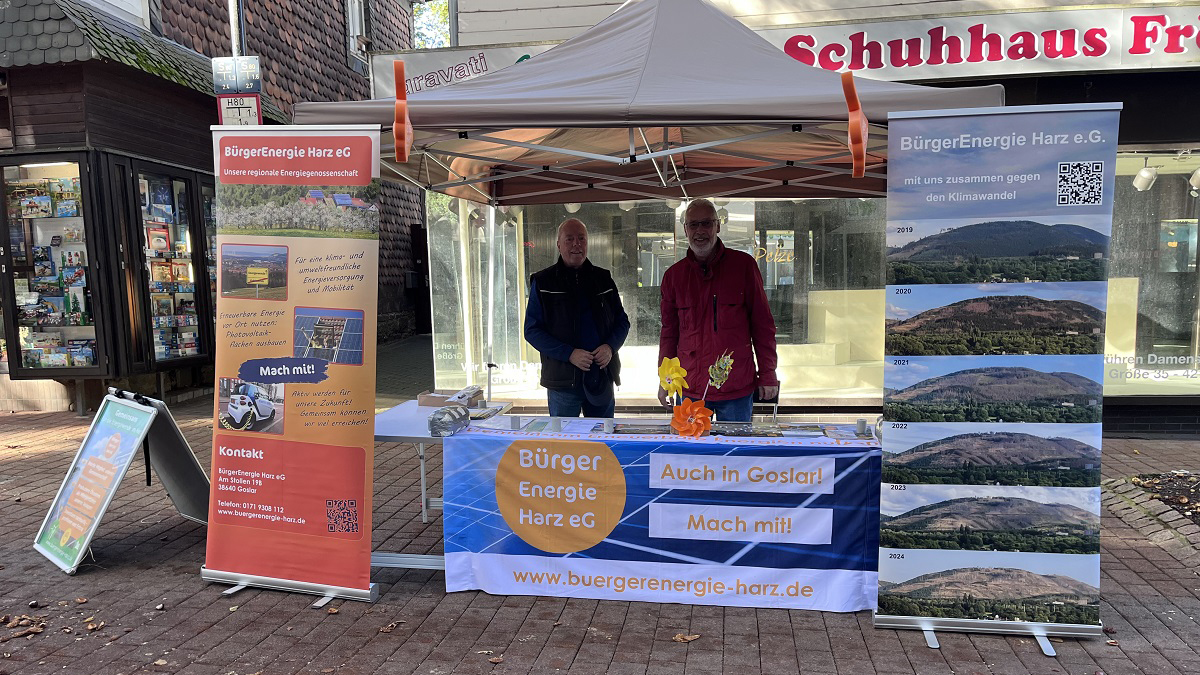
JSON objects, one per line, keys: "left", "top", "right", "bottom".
{"left": 495, "top": 440, "right": 626, "bottom": 553}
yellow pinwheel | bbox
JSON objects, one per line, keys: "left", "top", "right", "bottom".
{"left": 658, "top": 357, "right": 689, "bottom": 401}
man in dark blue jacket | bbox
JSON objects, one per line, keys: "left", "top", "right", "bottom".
{"left": 525, "top": 218, "right": 630, "bottom": 417}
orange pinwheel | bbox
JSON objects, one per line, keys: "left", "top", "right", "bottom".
{"left": 671, "top": 398, "right": 713, "bottom": 438}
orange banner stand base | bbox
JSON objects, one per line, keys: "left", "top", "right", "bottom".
{"left": 201, "top": 566, "right": 379, "bottom": 604}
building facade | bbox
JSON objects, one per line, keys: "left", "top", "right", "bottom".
{"left": 398, "top": 1, "right": 1200, "bottom": 424}
{"left": 0, "top": 0, "right": 421, "bottom": 411}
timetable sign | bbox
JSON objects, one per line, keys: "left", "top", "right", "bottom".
{"left": 212, "top": 56, "right": 262, "bottom": 94}
{"left": 217, "top": 94, "right": 263, "bottom": 126}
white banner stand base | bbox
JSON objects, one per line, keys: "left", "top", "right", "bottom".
{"left": 201, "top": 566, "right": 378, "bottom": 604}
{"left": 875, "top": 614, "right": 1103, "bottom": 655}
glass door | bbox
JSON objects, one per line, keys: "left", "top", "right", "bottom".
{"left": 201, "top": 182, "right": 217, "bottom": 325}
{"left": 2, "top": 160, "right": 106, "bottom": 375}
{"left": 137, "top": 169, "right": 204, "bottom": 363}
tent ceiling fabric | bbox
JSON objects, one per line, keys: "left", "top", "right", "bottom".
{"left": 292, "top": 0, "right": 1005, "bottom": 205}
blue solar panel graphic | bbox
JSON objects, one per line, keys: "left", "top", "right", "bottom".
{"left": 292, "top": 313, "right": 364, "bottom": 364}
{"left": 333, "top": 320, "right": 364, "bottom": 364}
{"left": 443, "top": 435, "right": 880, "bottom": 572}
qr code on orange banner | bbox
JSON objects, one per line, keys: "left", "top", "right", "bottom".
{"left": 326, "top": 499, "right": 359, "bottom": 533}
{"left": 1057, "top": 161, "right": 1104, "bottom": 206}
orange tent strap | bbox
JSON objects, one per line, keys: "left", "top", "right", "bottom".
{"left": 393, "top": 60, "right": 413, "bottom": 163}
{"left": 840, "top": 71, "right": 868, "bottom": 179}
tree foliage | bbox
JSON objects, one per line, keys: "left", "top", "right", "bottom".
{"left": 414, "top": 0, "right": 451, "bottom": 49}
{"left": 880, "top": 527, "right": 1099, "bottom": 555}
{"left": 883, "top": 401, "right": 1102, "bottom": 424}
{"left": 877, "top": 593, "right": 1099, "bottom": 625}
{"left": 886, "top": 331, "right": 1103, "bottom": 356}
{"left": 881, "top": 465, "right": 1100, "bottom": 488}
{"left": 889, "top": 257, "right": 1105, "bottom": 285}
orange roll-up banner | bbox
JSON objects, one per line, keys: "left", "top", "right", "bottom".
{"left": 203, "top": 125, "right": 381, "bottom": 601}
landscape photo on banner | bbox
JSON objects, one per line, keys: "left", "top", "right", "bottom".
{"left": 880, "top": 104, "right": 1119, "bottom": 634}
{"left": 443, "top": 430, "right": 881, "bottom": 612}
{"left": 204, "top": 126, "right": 380, "bottom": 596}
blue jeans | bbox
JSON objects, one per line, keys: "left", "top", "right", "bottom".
{"left": 547, "top": 387, "right": 615, "bottom": 418}
{"left": 705, "top": 393, "right": 754, "bottom": 422}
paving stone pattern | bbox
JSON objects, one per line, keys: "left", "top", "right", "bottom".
{"left": 3, "top": 343, "right": 1200, "bottom": 674}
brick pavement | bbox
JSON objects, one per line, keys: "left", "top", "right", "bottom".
{"left": 2, "top": 339, "right": 1200, "bottom": 674}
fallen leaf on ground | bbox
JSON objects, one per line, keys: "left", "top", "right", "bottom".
{"left": 154, "top": 659, "right": 168, "bottom": 665}
{"left": 1106, "top": 639, "right": 1119, "bottom": 646}
{"left": 488, "top": 656, "right": 503, "bottom": 664}
{"left": 81, "top": 616, "right": 94, "bottom": 623}
{"left": 74, "top": 598, "right": 87, "bottom": 604}
{"left": 1133, "top": 449, "right": 1141, "bottom": 454}
{"left": 1103, "top": 626, "right": 1117, "bottom": 634}
{"left": 672, "top": 633, "right": 701, "bottom": 643}
{"left": 379, "top": 621, "right": 404, "bottom": 633}
{"left": 476, "top": 650, "right": 493, "bottom": 654}
{"left": 552, "top": 621, "right": 562, "bottom": 627}
{"left": 8, "top": 625, "right": 44, "bottom": 639}
{"left": 326, "top": 607, "right": 339, "bottom": 614}
{"left": 229, "top": 606, "right": 238, "bottom": 612}
{"left": 1049, "top": 637, "right": 1064, "bottom": 643}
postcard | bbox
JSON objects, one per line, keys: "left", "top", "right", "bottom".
{"left": 151, "top": 293, "right": 174, "bottom": 317}
{"left": 171, "top": 261, "right": 192, "bottom": 282}
{"left": 150, "top": 261, "right": 173, "bottom": 283}
{"left": 147, "top": 226, "right": 170, "bottom": 251}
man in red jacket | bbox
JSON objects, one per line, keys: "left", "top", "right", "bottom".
{"left": 658, "top": 199, "right": 779, "bottom": 421}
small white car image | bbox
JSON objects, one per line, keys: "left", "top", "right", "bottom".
{"left": 226, "top": 383, "right": 276, "bottom": 430}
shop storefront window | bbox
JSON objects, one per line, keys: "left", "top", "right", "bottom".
{"left": 139, "top": 172, "right": 200, "bottom": 361}
{"left": 3, "top": 163, "right": 98, "bottom": 371}
{"left": 426, "top": 164, "right": 1200, "bottom": 405}
{"left": 1106, "top": 151, "right": 1200, "bottom": 395}
{"left": 428, "top": 197, "right": 887, "bottom": 405}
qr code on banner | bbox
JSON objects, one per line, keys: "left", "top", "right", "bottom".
{"left": 326, "top": 499, "right": 359, "bottom": 533}
{"left": 1057, "top": 161, "right": 1104, "bottom": 205}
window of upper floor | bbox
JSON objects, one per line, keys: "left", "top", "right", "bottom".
{"left": 346, "top": 0, "right": 371, "bottom": 75}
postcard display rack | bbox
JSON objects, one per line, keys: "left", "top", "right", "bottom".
{"left": 139, "top": 173, "right": 200, "bottom": 362}
{"left": 4, "top": 164, "right": 99, "bottom": 371}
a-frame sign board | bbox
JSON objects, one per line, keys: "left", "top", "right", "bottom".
{"left": 34, "top": 391, "right": 210, "bottom": 574}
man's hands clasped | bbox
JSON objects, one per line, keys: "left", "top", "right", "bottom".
{"left": 570, "top": 344, "right": 614, "bottom": 371}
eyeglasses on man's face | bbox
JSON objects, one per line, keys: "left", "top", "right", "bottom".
{"left": 684, "top": 218, "right": 719, "bottom": 229}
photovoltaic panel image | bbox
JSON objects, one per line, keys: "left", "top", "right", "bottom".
{"left": 443, "top": 436, "right": 881, "bottom": 572}
{"left": 293, "top": 308, "right": 364, "bottom": 365}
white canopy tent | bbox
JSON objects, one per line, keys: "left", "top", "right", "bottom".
{"left": 293, "top": 0, "right": 1004, "bottom": 205}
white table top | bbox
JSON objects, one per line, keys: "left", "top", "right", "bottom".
{"left": 374, "top": 399, "right": 444, "bottom": 443}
